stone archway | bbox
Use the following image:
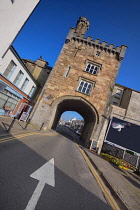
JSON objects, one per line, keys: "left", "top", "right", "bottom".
{"left": 48, "top": 96, "right": 99, "bottom": 147}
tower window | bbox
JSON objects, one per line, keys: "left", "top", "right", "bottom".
{"left": 77, "top": 79, "right": 95, "bottom": 95}
{"left": 96, "top": 51, "right": 101, "bottom": 56}
{"left": 64, "top": 66, "right": 71, "bottom": 78}
{"left": 85, "top": 63, "right": 100, "bottom": 75}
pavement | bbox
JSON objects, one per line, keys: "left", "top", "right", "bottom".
{"left": 0, "top": 115, "right": 55, "bottom": 137}
{"left": 0, "top": 116, "right": 140, "bottom": 210}
{"left": 83, "top": 149, "right": 140, "bottom": 210}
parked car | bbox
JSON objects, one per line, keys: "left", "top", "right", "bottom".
{"left": 76, "top": 130, "right": 81, "bottom": 136}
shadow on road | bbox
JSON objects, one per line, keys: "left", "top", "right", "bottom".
{"left": 0, "top": 128, "right": 111, "bottom": 210}
{"left": 0, "top": 116, "right": 40, "bottom": 136}
{"left": 54, "top": 125, "right": 85, "bottom": 148}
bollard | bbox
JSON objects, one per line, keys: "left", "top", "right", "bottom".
{"left": 40, "top": 123, "right": 44, "bottom": 131}
{"left": 7, "top": 117, "right": 16, "bottom": 132}
{"left": 24, "top": 119, "right": 31, "bottom": 130}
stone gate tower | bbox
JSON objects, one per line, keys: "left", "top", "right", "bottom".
{"left": 30, "top": 17, "right": 127, "bottom": 148}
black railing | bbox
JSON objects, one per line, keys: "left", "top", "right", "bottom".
{"left": 101, "top": 142, "right": 140, "bottom": 169}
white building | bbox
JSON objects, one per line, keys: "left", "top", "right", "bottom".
{"left": 0, "top": 0, "right": 41, "bottom": 62}
{"left": 0, "top": 46, "right": 37, "bottom": 120}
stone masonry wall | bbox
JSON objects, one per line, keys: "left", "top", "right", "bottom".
{"left": 41, "top": 39, "right": 120, "bottom": 118}
{"left": 126, "top": 91, "right": 140, "bottom": 125}
{"left": 30, "top": 17, "right": 127, "bottom": 149}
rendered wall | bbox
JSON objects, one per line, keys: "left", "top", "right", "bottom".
{"left": 0, "top": 0, "right": 40, "bottom": 59}
{"left": 0, "top": 48, "right": 37, "bottom": 95}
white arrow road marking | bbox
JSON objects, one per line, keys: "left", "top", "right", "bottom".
{"left": 25, "top": 158, "right": 55, "bottom": 210}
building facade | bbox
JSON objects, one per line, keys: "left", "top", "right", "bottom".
{"left": 0, "top": 0, "right": 41, "bottom": 62}
{"left": 66, "top": 118, "right": 84, "bottom": 131}
{"left": 22, "top": 57, "right": 52, "bottom": 103}
{"left": 97, "top": 83, "right": 140, "bottom": 150}
{"left": 96, "top": 84, "right": 140, "bottom": 169}
{"left": 30, "top": 17, "right": 127, "bottom": 148}
{"left": 0, "top": 46, "right": 37, "bottom": 120}
{"left": 111, "top": 84, "right": 140, "bottom": 123}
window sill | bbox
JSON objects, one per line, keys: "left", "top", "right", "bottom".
{"left": 112, "top": 103, "right": 120, "bottom": 107}
{"left": 114, "top": 95, "right": 121, "bottom": 99}
{"left": 76, "top": 90, "right": 91, "bottom": 96}
{"left": 83, "top": 70, "right": 98, "bottom": 76}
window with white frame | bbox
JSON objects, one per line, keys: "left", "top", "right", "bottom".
{"left": 3, "top": 60, "right": 17, "bottom": 78}
{"left": 13, "top": 70, "right": 24, "bottom": 86}
{"left": 29, "top": 86, "right": 35, "bottom": 97}
{"left": 77, "top": 79, "right": 94, "bottom": 95}
{"left": 114, "top": 89, "right": 123, "bottom": 98}
{"left": 85, "top": 63, "right": 100, "bottom": 75}
{"left": 21, "top": 78, "right": 29, "bottom": 91}
{"left": 112, "top": 89, "right": 123, "bottom": 106}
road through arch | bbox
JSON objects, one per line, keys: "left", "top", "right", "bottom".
{"left": 49, "top": 96, "right": 99, "bottom": 147}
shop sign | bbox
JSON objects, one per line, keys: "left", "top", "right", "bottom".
{"left": 20, "top": 112, "right": 29, "bottom": 122}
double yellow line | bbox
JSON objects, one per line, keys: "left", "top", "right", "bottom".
{"left": 74, "top": 141, "right": 120, "bottom": 210}
{"left": 0, "top": 132, "right": 58, "bottom": 144}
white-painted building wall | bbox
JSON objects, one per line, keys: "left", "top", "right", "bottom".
{"left": 0, "top": 0, "right": 41, "bottom": 60}
{"left": 0, "top": 48, "right": 37, "bottom": 96}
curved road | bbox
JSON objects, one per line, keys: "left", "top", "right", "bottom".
{"left": 0, "top": 129, "right": 111, "bottom": 210}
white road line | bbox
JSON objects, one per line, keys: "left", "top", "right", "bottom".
{"left": 25, "top": 158, "right": 55, "bottom": 210}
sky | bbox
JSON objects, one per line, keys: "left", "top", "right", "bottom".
{"left": 61, "top": 111, "right": 83, "bottom": 121}
{"left": 13, "top": 0, "right": 140, "bottom": 121}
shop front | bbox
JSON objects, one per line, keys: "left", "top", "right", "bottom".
{"left": 0, "top": 80, "right": 32, "bottom": 121}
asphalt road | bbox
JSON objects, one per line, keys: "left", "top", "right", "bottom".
{"left": 0, "top": 129, "right": 111, "bottom": 210}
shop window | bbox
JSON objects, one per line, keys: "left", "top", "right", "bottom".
{"left": 0, "top": 93, "right": 8, "bottom": 109}
{"left": 0, "top": 92, "right": 19, "bottom": 115}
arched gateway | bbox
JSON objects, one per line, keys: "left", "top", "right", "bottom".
{"left": 49, "top": 96, "right": 99, "bottom": 146}
{"left": 30, "top": 17, "right": 127, "bottom": 149}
